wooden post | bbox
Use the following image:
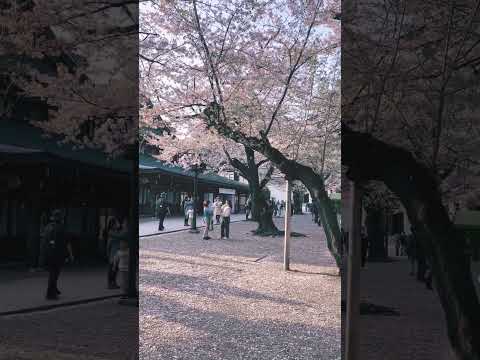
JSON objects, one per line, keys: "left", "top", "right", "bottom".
{"left": 284, "top": 179, "right": 292, "bottom": 271}
{"left": 346, "top": 181, "right": 362, "bottom": 360}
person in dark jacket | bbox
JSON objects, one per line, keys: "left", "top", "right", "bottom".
{"left": 361, "top": 227, "right": 369, "bottom": 267}
{"left": 156, "top": 194, "right": 171, "bottom": 231}
{"left": 44, "top": 209, "right": 73, "bottom": 300}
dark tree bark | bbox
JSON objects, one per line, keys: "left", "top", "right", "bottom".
{"left": 224, "top": 146, "right": 280, "bottom": 236}
{"left": 365, "top": 209, "right": 388, "bottom": 260}
{"left": 292, "top": 189, "right": 304, "bottom": 214}
{"left": 206, "top": 104, "right": 341, "bottom": 266}
{"left": 343, "top": 124, "right": 480, "bottom": 360}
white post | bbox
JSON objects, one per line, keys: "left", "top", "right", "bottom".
{"left": 284, "top": 179, "right": 292, "bottom": 271}
{"left": 346, "top": 181, "right": 363, "bottom": 360}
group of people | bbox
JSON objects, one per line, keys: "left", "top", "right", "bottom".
{"left": 202, "top": 197, "right": 232, "bottom": 240}
{"left": 42, "top": 209, "right": 129, "bottom": 300}
{"left": 244, "top": 196, "right": 286, "bottom": 221}
{"left": 271, "top": 199, "right": 285, "bottom": 217}
{"left": 155, "top": 194, "right": 233, "bottom": 240}
{"left": 358, "top": 226, "right": 433, "bottom": 290}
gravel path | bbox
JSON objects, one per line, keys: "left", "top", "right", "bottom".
{"left": 0, "top": 299, "right": 138, "bottom": 360}
{"left": 357, "top": 258, "right": 454, "bottom": 360}
{"left": 140, "top": 215, "right": 341, "bottom": 360}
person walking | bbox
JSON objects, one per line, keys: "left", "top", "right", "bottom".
{"left": 107, "top": 215, "right": 125, "bottom": 289}
{"left": 44, "top": 209, "right": 74, "bottom": 300}
{"left": 312, "top": 202, "right": 319, "bottom": 224}
{"left": 361, "top": 227, "right": 369, "bottom": 268}
{"left": 412, "top": 227, "right": 427, "bottom": 282}
{"left": 214, "top": 197, "right": 223, "bottom": 224}
{"left": 394, "top": 232, "right": 401, "bottom": 256}
{"left": 156, "top": 194, "right": 171, "bottom": 231}
{"left": 183, "top": 196, "right": 194, "bottom": 226}
{"left": 245, "top": 196, "right": 252, "bottom": 220}
{"left": 406, "top": 232, "right": 416, "bottom": 276}
{"left": 271, "top": 200, "right": 278, "bottom": 217}
{"left": 220, "top": 200, "right": 232, "bottom": 239}
{"left": 202, "top": 201, "right": 214, "bottom": 240}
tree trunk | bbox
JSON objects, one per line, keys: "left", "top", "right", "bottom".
{"left": 343, "top": 124, "right": 480, "bottom": 360}
{"left": 205, "top": 105, "right": 341, "bottom": 265}
{"left": 293, "top": 190, "right": 304, "bottom": 214}
{"left": 365, "top": 209, "right": 387, "bottom": 261}
{"left": 227, "top": 146, "right": 280, "bottom": 236}
{"left": 250, "top": 183, "right": 280, "bottom": 236}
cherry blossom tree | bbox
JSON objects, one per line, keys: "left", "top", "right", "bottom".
{"left": 1, "top": 0, "right": 140, "bottom": 299}
{"left": 140, "top": 0, "right": 341, "bottom": 260}
{"left": 1, "top": 0, "right": 138, "bottom": 155}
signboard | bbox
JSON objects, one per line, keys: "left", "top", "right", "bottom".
{"left": 219, "top": 188, "right": 236, "bottom": 195}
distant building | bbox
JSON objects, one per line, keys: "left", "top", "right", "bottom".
{"left": 0, "top": 120, "right": 132, "bottom": 266}
{"left": 139, "top": 154, "right": 249, "bottom": 217}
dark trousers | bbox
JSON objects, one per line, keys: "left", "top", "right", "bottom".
{"left": 46, "top": 260, "right": 62, "bottom": 297}
{"left": 108, "top": 262, "right": 118, "bottom": 286}
{"left": 417, "top": 257, "right": 427, "bottom": 281}
{"left": 361, "top": 248, "right": 367, "bottom": 267}
{"left": 221, "top": 217, "right": 230, "bottom": 238}
{"left": 184, "top": 214, "right": 189, "bottom": 226}
{"left": 158, "top": 213, "right": 166, "bottom": 231}
{"left": 216, "top": 215, "right": 221, "bottom": 224}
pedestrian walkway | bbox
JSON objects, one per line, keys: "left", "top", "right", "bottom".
{"left": 0, "top": 298, "right": 138, "bottom": 360}
{"left": 350, "top": 256, "right": 454, "bottom": 359}
{"left": 140, "top": 213, "right": 247, "bottom": 237}
{"left": 140, "top": 215, "right": 340, "bottom": 360}
{"left": 0, "top": 265, "right": 123, "bottom": 315}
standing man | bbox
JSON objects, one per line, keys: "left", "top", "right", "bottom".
{"left": 407, "top": 231, "right": 416, "bottom": 276}
{"left": 156, "top": 193, "right": 171, "bottom": 231}
{"left": 312, "top": 201, "right": 319, "bottom": 224}
{"left": 44, "top": 209, "right": 74, "bottom": 300}
{"left": 361, "top": 227, "right": 369, "bottom": 268}
{"left": 202, "top": 200, "right": 214, "bottom": 240}
{"left": 213, "top": 197, "right": 223, "bottom": 224}
{"left": 245, "top": 196, "right": 252, "bottom": 221}
{"left": 183, "top": 196, "right": 194, "bottom": 226}
{"left": 220, "top": 200, "right": 232, "bottom": 240}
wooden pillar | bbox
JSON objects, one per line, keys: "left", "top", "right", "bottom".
{"left": 284, "top": 179, "right": 292, "bottom": 271}
{"left": 346, "top": 181, "right": 363, "bottom": 360}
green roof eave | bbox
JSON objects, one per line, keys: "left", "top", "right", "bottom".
{"left": 139, "top": 153, "right": 249, "bottom": 192}
{"left": 0, "top": 120, "right": 133, "bottom": 174}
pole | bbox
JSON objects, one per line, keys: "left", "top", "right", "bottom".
{"left": 345, "top": 181, "right": 362, "bottom": 360}
{"left": 127, "top": 163, "right": 138, "bottom": 298}
{"left": 284, "top": 179, "right": 292, "bottom": 271}
{"left": 190, "top": 169, "right": 199, "bottom": 233}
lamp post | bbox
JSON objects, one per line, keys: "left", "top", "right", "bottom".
{"left": 189, "top": 162, "right": 206, "bottom": 234}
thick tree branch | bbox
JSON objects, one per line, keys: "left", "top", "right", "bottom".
{"left": 256, "top": 158, "right": 269, "bottom": 168}
{"left": 259, "top": 165, "right": 275, "bottom": 189}
{"left": 342, "top": 123, "right": 480, "bottom": 359}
